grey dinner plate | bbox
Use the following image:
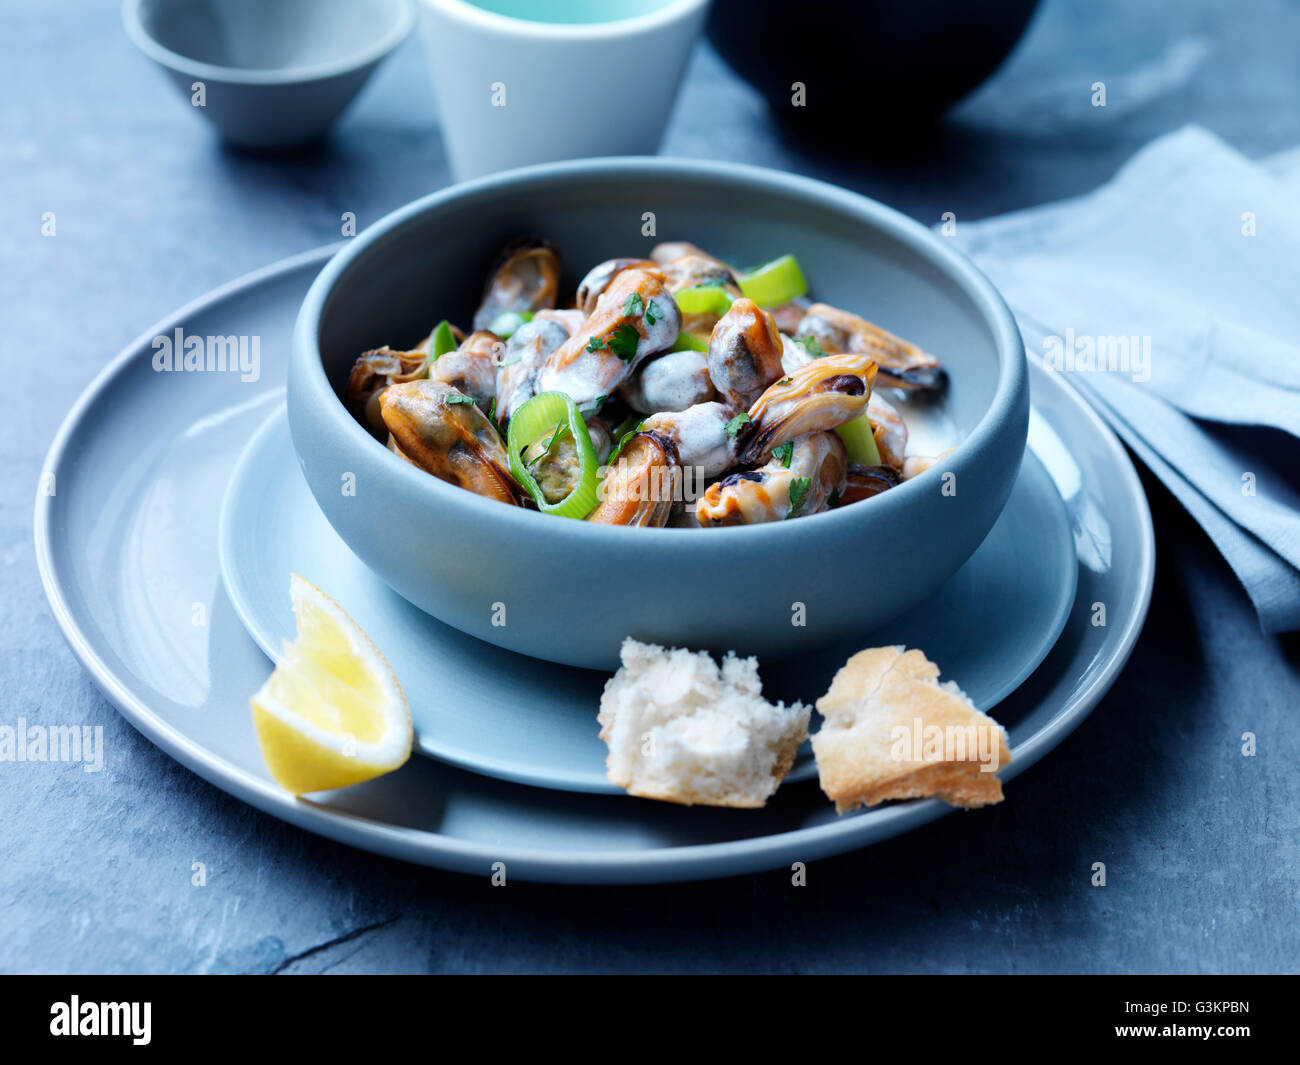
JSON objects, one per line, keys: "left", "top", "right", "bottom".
{"left": 34, "top": 247, "right": 1154, "bottom": 884}
{"left": 219, "top": 407, "right": 1076, "bottom": 793}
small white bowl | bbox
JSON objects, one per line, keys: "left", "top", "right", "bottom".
{"left": 418, "top": 0, "right": 711, "bottom": 180}
{"left": 123, "top": 0, "right": 415, "bottom": 150}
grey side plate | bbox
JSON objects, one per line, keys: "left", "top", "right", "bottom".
{"left": 219, "top": 407, "right": 1076, "bottom": 793}
{"left": 34, "top": 247, "right": 1154, "bottom": 884}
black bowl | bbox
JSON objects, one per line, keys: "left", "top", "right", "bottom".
{"left": 707, "top": 0, "right": 1039, "bottom": 132}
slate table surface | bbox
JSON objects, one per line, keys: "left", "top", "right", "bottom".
{"left": 3, "top": 0, "right": 1298, "bottom": 974}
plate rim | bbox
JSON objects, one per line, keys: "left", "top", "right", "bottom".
{"left": 33, "top": 246, "right": 1155, "bottom": 883}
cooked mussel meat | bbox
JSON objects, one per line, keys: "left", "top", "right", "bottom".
{"left": 586, "top": 430, "right": 681, "bottom": 527}
{"left": 346, "top": 346, "right": 431, "bottom": 434}
{"left": 621, "top": 348, "right": 715, "bottom": 414}
{"left": 380, "top": 380, "right": 521, "bottom": 505}
{"left": 696, "top": 431, "right": 847, "bottom": 526}
{"left": 796, "top": 302, "right": 944, "bottom": 392}
{"left": 538, "top": 267, "right": 681, "bottom": 407}
{"left": 707, "top": 297, "right": 785, "bottom": 409}
{"left": 427, "top": 330, "right": 501, "bottom": 411}
{"left": 473, "top": 237, "right": 562, "bottom": 332}
{"left": 739, "top": 353, "right": 876, "bottom": 464}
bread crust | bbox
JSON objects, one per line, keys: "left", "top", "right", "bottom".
{"left": 812, "top": 646, "right": 1011, "bottom": 814}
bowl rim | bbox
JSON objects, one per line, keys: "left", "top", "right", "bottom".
{"left": 292, "top": 155, "right": 1027, "bottom": 545}
{"left": 418, "top": 0, "right": 711, "bottom": 40}
{"left": 121, "top": 0, "right": 415, "bottom": 86}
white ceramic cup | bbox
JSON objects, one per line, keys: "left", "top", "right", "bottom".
{"left": 418, "top": 0, "right": 711, "bottom": 181}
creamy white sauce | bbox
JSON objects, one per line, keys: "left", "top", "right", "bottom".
{"left": 886, "top": 388, "right": 960, "bottom": 459}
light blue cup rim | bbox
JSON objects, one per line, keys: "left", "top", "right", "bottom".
{"left": 121, "top": 0, "right": 416, "bottom": 86}
{"left": 293, "top": 155, "right": 1028, "bottom": 545}
{"left": 420, "top": 0, "right": 711, "bottom": 39}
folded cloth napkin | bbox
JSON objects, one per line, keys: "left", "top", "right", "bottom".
{"left": 948, "top": 126, "right": 1300, "bottom": 634}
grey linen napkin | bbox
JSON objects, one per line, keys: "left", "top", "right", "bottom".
{"left": 948, "top": 126, "right": 1300, "bottom": 633}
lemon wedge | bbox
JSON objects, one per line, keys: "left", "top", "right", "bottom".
{"left": 250, "top": 574, "right": 412, "bottom": 794}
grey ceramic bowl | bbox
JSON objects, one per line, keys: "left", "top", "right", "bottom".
{"left": 288, "top": 158, "right": 1028, "bottom": 671}
{"left": 122, "top": 0, "right": 414, "bottom": 150}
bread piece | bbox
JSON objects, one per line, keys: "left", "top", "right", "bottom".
{"left": 812, "top": 645, "right": 1011, "bottom": 813}
{"left": 598, "top": 638, "right": 810, "bottom": 808}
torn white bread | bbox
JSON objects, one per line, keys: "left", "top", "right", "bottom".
{"left": 812, "top": 645, "right": 1011, "bottom": 813}
{"left": 598, "top": 638, "right": 811, "bottom": 808}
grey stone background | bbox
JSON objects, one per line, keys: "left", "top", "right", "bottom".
{"left": 2, "top": 0, "right": 1298, "bottom": 972}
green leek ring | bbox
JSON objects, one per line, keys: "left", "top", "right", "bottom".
{"left": 506, "top": 391, "right": 600, "bottom": 519}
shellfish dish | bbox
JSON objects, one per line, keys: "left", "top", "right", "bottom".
{"left": 344, "top": 238, "right": 952, "bottom": 527}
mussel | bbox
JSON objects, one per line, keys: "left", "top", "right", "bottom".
{"left": 621, "top": 348, "right": 715, "bottom": 414}
{"left": 494, "top": 317, "right": 570, "bottom": 422}
{"left": 839, "top": 463, "right": 902, "bottom": 505}
{"left": 796, "top": 303, "right": 944, "bottom": 392}
{"left": 427, "top": 330, "right": 501, "bottom": 411}
{"left": 655, "top": 245, "right": 744, "bottom": 338}
{"left": 739, "top": 353, "right": 877, "bottom": 464}
{"left": 657, "top": 253, "right": 740, "bottom": 293}
{"left": 696, "top": 431, "right": 847, "bottom": 526}
{"left": 587, "top": 430, "right": 681, "bottom": 526}
{"left": 538, "top": 267, "right": 681, "bottom": 407}
{"left": 575, "top": 258, "right": 657, "bottom": 316}
{"left": 345, "top": 346, "right": 431, "bottom": 435}
{"left": 868, "top": 392, "right": 908, "bottom": 470}
{"left": 472, "top": 237, "right": 562, "bottom": 332}
{"left": 707, "top": 297, "right": 785, "bottom": 409}
{"left": 380, "top": 380, "right": 521, "bottom": 505}
{"left": 650, "top": 241, "right": 734, "bottom": 270}
{"left": 641, "top": 401, "right": 740, "bottom": 479}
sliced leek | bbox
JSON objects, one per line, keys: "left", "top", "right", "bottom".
{"left": 738, "top": 254, "right": 808, "bottom": 307}
{"left": 675, "top": 284, "right": 734, "bottom": 316}
{"left": 488, "top": 310, "right": 533, "bottom": 339}
{"left": 670, "top": 330, "right": 709, "bottom": 353}
{"left": 429, "top": 319, "right": 457, "bottom": 361}
{"left": 506, "top": 391, "right": 600, "bottom": 519}
{"left": 835, "top": 412, "right": 882, "bottom": 467}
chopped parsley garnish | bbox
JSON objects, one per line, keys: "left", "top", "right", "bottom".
{"left": 445, "top": 393, "right": 476, "bottom": 406}
{"left": 607, "top": 323, "right": 640, "bottom": 361}
{"left": 773, "top": 441, "right": 794, "bottom": 468}
{"left": 797, "top": 335, "right": 826, "bottom": 359}
{"left": 586, "top": 335, "right": 607, "bottom": 353}
{"left": 622, "top": 292, "right": 644, "bottom": 318}
{"left": 778, "top": 376, "right": 793, "bottom": 386}
{"left": 786, "top": 476, "right": 812, "bottom": 518}
{"left": 722, "top": 411, "right": 751, "bottom": 438}
{"left": 486, "top": 397, "right": 506, "bottom": 438}
{"left": 644, "top": 298, "right": 664, "bottom": 326}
